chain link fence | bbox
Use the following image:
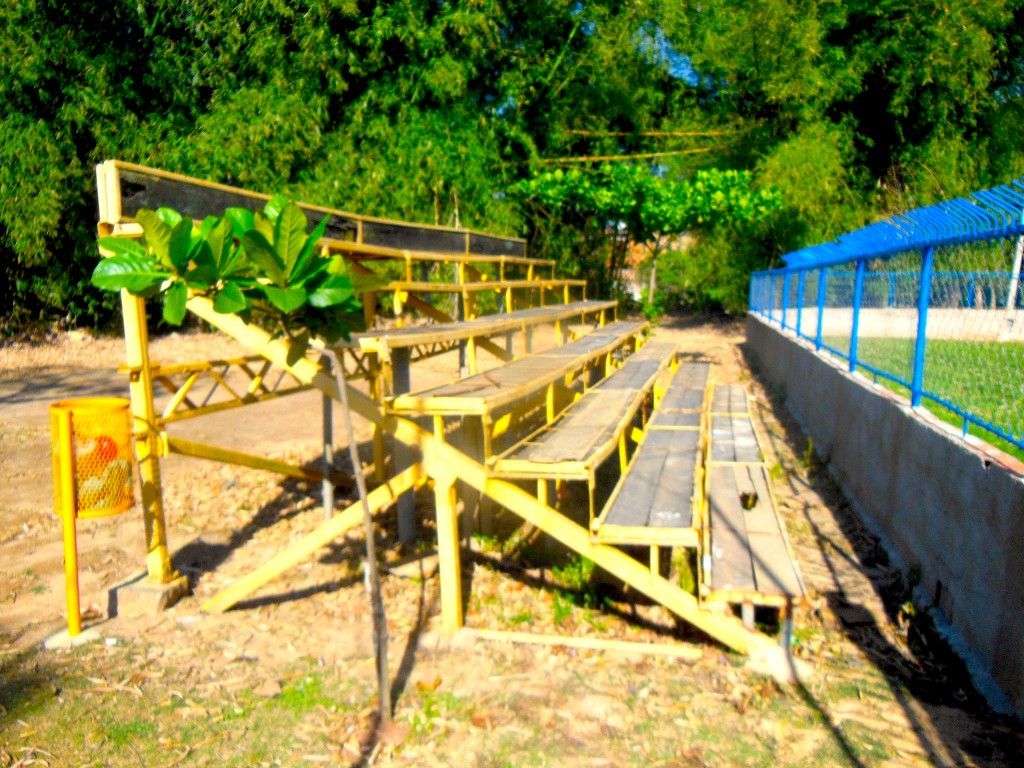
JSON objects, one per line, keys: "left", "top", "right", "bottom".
{"left": 750, "top": 193, "right": 1024, "bottom": 460}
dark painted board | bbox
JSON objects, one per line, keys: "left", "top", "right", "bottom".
{"left": 710, "top": 526, "right": 757, "bottom": 593}
{"left": 711, "top": 385, "right": 749, "bottom": 414}
{"left": 644, "top": 429, "right": 700, "bottom": 452}
{"left": 749, "top": 532, "right": 803, "bottom": 596}
{"left": 708, "top": 465, "right": 757, "bottom": 591}
{"left": 604, "top": 451, "right": 666, "bottom": 527}
{"left": 708, "top": 465, "right": 802, "bottom": 597}
{"left": 659, "top": 389, "right": 705, "bottom": 411}
{"left": 675, "top": 362, "right": 711, "bottom": 390}
{"left": 625, "top": 341, "right": 678, "bottom": 364}
{"left": 526, "top": 391, "right": 635, "bottom": 462}
{"left": 735, "top": 466, "right": 780, "bottom": 536}
{"left": 708, "top": 466, "right": 748, "bottom": 534}
{"left": 650, "top": 411, "right": 701, "bottom": 428}
{"left": 710, "top": 414, "right": 762, "bottom": 463}
{"left": 649, "top": 451, "right": 697, "bottom": 528}
{"left": 115, "top": 167, "right": 525, "bottom": 257}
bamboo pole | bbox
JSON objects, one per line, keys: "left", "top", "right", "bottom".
{"left": 322, "top": 348, "right": 392, "bottom": 724}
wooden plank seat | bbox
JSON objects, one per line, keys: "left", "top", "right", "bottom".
{"left": 353, "top": 299, "right": 617, "bottom": 360}
{"left": 590, "top": 361, "right": 712, "bottom": 548}
{"left": 705, "top": 385, "right": 804, "bottom": 614}
{"left": 388, "top": 320, "right": 647, "bottom": 460}
{"left": 390, "top": 319, "right": 645, "bottom": 417}
{"left": 491, "top": 340, "right": 679, "bottom": 481}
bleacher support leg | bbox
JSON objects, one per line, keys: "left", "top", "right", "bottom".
{"left": 392, "top": 348, "right": 417, "bottom": 544}
{"left": 122, "top": 293, "right": 179, "bottom": 585}
{"left": 434, "top": 473, "right": 463, "bottom": 636}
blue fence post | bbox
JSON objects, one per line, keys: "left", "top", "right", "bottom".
{"left": 796, "top": 270, "right": 806, "bottom": 338}
{"left": 815, "top": 268, "right": 827, "bottom": 351}
{"left": 911, "top": 246, "right": 936, "bottom": 407}
{"left": 768, "top": 272, "right": 776, "bottom": 323}
{"left": 781, "top": 271, "right": 790, "bottom": 330}
{"left": 849, "top": 258, "right": 866, "bottom": 373}
{"left": 967, "top": 275, "right": 975, "bottom": 308}
{"left": 888, "top": 273, "right": 896, "bottom": 307}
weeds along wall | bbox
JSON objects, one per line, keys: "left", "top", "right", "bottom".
{"left": 746, "top": 180, "right": 1024, "bottom": 714}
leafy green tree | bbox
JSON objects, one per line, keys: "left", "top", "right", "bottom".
{"left": 511, "top": 164, "right": 780, "bottom": 299}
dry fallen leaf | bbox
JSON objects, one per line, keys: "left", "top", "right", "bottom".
{"left": 416, "top": 676, "right": 441, "bottom": 693}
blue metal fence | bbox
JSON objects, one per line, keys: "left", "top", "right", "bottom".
{"left": 749, "top": 180, "right": 1024, "bottom": 456}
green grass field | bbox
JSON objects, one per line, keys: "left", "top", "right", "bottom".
{"left": 822, "top": 337, "right": 1024, "bottom": 463}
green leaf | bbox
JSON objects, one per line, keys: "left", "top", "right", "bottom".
{"left": 197, "top": 216, "right": 220, "bottom": 239}
{"left": 308, "top": 274, "right": 355, "bottom": 308}
{"left": 91, "top": 255, "right": 169, "bottom": 293}
{"left": 225, "top": 208, "right": 255, "bottom": 239}
{"left": 275, "top": 203, "right": 309, "bottom": 275}
{"left": 205, "top": 218, "right": 242, "bottom": 275}
{"left": 185, "top": 258, "right": 218, "bottom": 287}
{"left": 156, "top": 208, "right": 184, "bottom": 229}
{"left": 168, "top": 218, "right": 194, "bottom": 271}
{"left": 290, "top": 214, "right": 330, "bottom": 282}
{"left": 264, "top": 285, "right": 308, "bottom": 313}
{"left": 96, "top": 237, "right": 147, "bottom": 259}
{"left": 241, "top": 231, "right": 287, "bottom": 286}
{"left": 213, "top": 282, "right": 249, "bottom": 314}
{"left": 137, "top": 209, "right": 173, "bottom": 266}
{"left": 162, "top": 281, "right": 188, "bottom": 325}
{"left": 253, "top": 210, "right": 274, "bottom": 243}
{"left": 285, "top": 329, "right": 310, "bottom": 367}
{"left": 265, "top": 194, "right": 289, "bottom": 223}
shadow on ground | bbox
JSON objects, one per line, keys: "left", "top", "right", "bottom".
{"left": 742, "top": 338, "right": 1024, "bottom": 766}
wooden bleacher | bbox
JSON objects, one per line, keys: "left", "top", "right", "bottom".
{"left": 96, "top": 159, "right": 803, "bottom": 658}
{"left": 704, "top": 385, "right": 805, "bottom": 623}
{"left": 592, "top": 361, "right": 710, "bottom": 551}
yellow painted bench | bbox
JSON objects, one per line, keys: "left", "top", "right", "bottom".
{"left": 388, "top": 319, "right": 648, "bottom": 460}
{"left": 591, "top": 361, "right": 712, "bottom": 554}
{"left": 704, "top": 384, "right": 805, "bottom": 624}
{"left": 490, "top": 339, "right": 678, "bottom": 522}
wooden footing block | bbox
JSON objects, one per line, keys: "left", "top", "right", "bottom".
{"left": 108, "top": 572, "right": 190, "bottom": 617}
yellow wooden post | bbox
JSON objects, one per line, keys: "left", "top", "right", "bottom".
{"left": 367, "top": 351, "right": 387, "bottom": 482}
{"left": 467, "top": 336, "right": 478, "bottom": 375}
{"left": 55, "top": 410, "right": 82, "bottom": 636}
{"left": 432, "top": 420, "right": 463, "bottom": 636}
{"left": 121, "top": 293, "right": 177, "bottom": 583}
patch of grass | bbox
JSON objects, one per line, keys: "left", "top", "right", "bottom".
{"left": 552, "top": 591, "right": 574, "bottom": 625}
{"left": 802, "top": 438, "right": 816, "bottom": 471}
{"left": 408, "top": 689, "right": 464, "bottom": 736}
{"left": 674, "top": 549, "right": 698, "bottom": 595}
{"left": 276, "top": 673, "right": 335, "bottom": 715}
{"left": 472, "top": 532, "right": 502, "bottom": 553}
{"left": 509, "top": 610, "right": 534, "bottom": 625}
{"left": 552, "top": 555, "right": 594, "bottom": 592}
{"left": 826, "top": 336, "right": 1024, "bottom": 462}
{"left": 106, "top": 717, "right": 156, "bottom": 746}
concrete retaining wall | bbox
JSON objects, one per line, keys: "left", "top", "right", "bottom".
{"left": 746, "top": 315, "right": 1024, "bottom": 715}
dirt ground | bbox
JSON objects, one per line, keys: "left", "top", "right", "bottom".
{"left": 2, "top": 316, "right": 1023, "bottom": 767}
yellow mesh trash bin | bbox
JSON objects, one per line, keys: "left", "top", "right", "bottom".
{"left": 51, "top": 397, "right": 135, "bottom": 520}
{"left": 50, "top": 397, "right": 135, "bottom": 636}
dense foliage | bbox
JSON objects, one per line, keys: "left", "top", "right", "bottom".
{"left": 511, "top": 165, "right": 781, "bottom": 298}
{"left": 4, "top": 0, "right": 1024, "bottom": 331}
